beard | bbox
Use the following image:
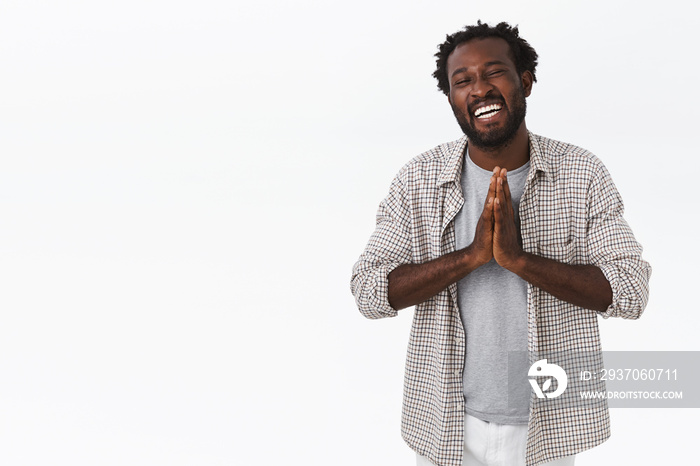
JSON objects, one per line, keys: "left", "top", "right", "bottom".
{"left": 451, "top": 85, "right": 527, "bottom": 150}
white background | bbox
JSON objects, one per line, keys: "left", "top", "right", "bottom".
{"left": 0, "top": 0, "right": 696, "bottom": 465}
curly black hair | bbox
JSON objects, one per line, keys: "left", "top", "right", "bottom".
{"left": 433, "top": 21, "right": 539, "bottom": 96}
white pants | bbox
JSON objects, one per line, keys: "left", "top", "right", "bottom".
{"left": 416, "top": 414, "right": 575, "bottom": 466}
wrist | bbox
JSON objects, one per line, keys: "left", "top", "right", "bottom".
{"left": 463, "top": 243, "right": 491, "bottom": 270}
{"left": 503, "top": 250, "right": 528, "bottom": 274}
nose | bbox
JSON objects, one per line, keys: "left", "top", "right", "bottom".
{"left": 470, "top": 75, "right": 494, "bottom": 99}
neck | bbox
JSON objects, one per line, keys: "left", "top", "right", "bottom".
{"left": 467, "top": 124, "right": 530, "bottom": 171}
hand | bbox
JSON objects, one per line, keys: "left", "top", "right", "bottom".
{"left": 493, "top": 167, "right": 524, "bottom": 270}
{"left": 469, "top": 170, "right": 497, "bottom": 267}
{"left": 387, "top": 171, "right": 497, "bottom": 310}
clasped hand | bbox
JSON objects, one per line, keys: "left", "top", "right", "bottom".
{"left": 470, "top": 167, "right": 524, "bottom": 271}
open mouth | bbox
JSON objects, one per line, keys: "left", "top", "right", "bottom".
{"left": 474, "top": 103, "right": 503, "bottom": 119}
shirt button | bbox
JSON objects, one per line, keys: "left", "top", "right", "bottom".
{"left": 454, "top": 337, "right": 463, "bottom": 344}
{"left": 454, "top": 369, "right": 460, "bottom": 377}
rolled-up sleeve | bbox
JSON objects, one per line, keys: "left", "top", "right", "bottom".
{"left": 586, "top": 163, "right": 652, "bottom": 319}
{"left": 351, "top": 176, "right": 413, "bottom": 319}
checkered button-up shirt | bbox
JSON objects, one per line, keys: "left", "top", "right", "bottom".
{"left": 350, "top": 132, "right": 651, "bottom": 466}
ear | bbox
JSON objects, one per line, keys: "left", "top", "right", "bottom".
{"left": 447, "top": 94, "right": 452, "bottom": 106}
{"left": 521, "top": 70, "right": 534, "bottom": 97}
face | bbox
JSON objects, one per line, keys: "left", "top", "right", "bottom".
{"left": 446, "top": 37, "right": 533, "bottom": 149}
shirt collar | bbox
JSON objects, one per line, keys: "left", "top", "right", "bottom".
{"left": 437, "top": 135, "right": 468, "bottom": 186}
{"left": 527, "top": 131, "right": 552, "bottom": 181}
{"left": 437, "top": 131, "right": 552, "bottom": 186}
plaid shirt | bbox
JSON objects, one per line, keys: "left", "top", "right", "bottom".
{"left": 351, "top": 132, "right": 651, "bottom": 466}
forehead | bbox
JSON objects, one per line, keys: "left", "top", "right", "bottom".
{"left": 446, "top": 37, "right": 517, "bottom": 74}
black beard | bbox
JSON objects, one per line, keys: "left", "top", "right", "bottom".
{"left": 451, "top": 87, "right": 527, "bottom": 150}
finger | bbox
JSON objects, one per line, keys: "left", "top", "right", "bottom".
{"left": 500, "top": 169, "right": 511, "bottom": 198}
{"left": 500, "top": 171, "right": 514, "bottom": 215}
{"left": 482, "top": 196, "right": 494, "bottom": 228}
{"left": 483, "top": 175, "right": 496, "bottom": 210}
{"left": 496, "top": 174, "right": 506, "bottom": 206}
{"left": 477, "top": 195, "right": 494, "bottom": 237}
{"left": 495, "top": 178, "right": 513, "bottom": 228}
{"left": 493, "top": 195, "right": 503, "bottom": 231}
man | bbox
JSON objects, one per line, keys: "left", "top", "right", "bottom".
{"left": 350, "top": 21, "right": 651, "bottom": 466}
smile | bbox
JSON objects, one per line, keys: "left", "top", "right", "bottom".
{"left": 474, "top": 104, "right": 503, "bottom": 119}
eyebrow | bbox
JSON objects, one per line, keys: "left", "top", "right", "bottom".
{"left": 450, "top": 61, "right": 509, "bottom": 78}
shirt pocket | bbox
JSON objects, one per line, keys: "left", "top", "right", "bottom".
{"left": 538, "top": 241, "right": 577, "bottom": 264}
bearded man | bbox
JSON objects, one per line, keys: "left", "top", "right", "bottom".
{"left": 350, "top": 21, "right": 651, "bottom": 466}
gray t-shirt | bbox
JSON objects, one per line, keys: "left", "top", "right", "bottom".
{"left": 454, "top": 149, "right": 531, "bottom": 424}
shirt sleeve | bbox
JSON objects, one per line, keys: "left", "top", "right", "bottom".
{"left": 350, "top": 175, "right": 413, "bottom": 319}
{"left": 586, "top": 163, "right": 652, "bottom": 319}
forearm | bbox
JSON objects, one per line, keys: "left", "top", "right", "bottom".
{"left": 388, "top": 245, "right": 485, "bottom": 310}
{"left": 508, "top": 252, "right": 613, "bottom": 312}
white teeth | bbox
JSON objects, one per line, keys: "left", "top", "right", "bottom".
{"left": 475, "top": 104, "right": 502, "bottom": 118}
